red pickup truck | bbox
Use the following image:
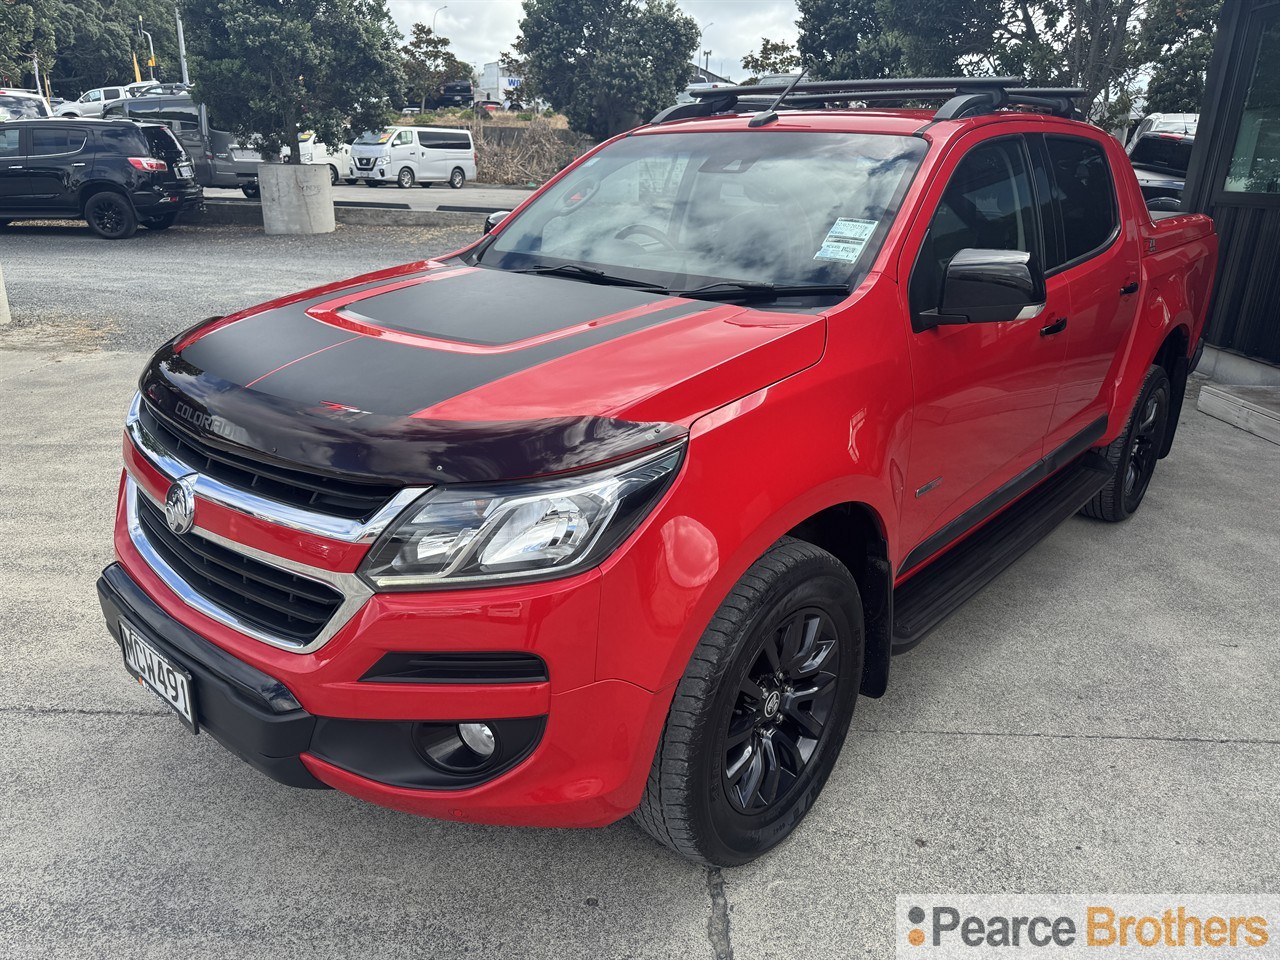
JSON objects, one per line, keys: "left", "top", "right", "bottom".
{"left": 97, "top": 78, "right": 1217, "bottom": 866}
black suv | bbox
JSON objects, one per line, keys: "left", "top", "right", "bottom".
{"left": 0, "top": 118, "right": 203, "bottom": 238}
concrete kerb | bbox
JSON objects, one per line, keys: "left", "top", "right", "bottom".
{"left": 189, "top": 201, "right": 484, "bottom": 230}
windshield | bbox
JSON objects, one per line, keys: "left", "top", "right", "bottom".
{"left": 477, "top": 130, "right": 926, "bottom": 300}
{"left": 0, "top": 94, "right": 48, "bottom": 119}
{"left": 355, "top": 129, "right": 393, "bottom": 145}
{"left": 1130, "top": 135, "right": 1194, "bottom": 175}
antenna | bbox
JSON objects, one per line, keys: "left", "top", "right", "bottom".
{"left": 747, "top": 67, "right": 809, "bottom": 128}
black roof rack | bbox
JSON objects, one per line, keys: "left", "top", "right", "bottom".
{"left": 652, "top": 77, "right": 1086, "bottom": 125}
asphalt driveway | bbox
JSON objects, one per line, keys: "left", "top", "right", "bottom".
{"left": 1, "top": 226, "right": 1276, "bottom": 959}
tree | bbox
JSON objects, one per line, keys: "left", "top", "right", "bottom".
{"left": 796, "top": 0, "right": 903, "bottom": 79}
{"left": 1139, "top": 0, "right": 1221, "bottom": 113}
{"left": 741, "top": 37, "right": 800, "bottom": 80}
{"left": 514, "top": 0, "right": 699, "bottom": 139}
{"left": 182, "top": 0, "right": 404, "bottom": 162}
{"left": 402, "top": 24, "right": 472, "bottom": 110}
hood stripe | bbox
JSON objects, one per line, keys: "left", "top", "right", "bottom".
{"left": 328, "top": 296, "right": 690, "bottom": 355}
{"left": 244, "top": 335, "right": 362, "bottom": 388}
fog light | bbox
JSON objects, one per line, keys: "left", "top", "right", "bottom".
{"left": 458, "top": 722, "right": 496, "bottom": 758}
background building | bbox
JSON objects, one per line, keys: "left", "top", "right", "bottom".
{"left": 1185, "top": 0, "right": 1280, "bottom": 379}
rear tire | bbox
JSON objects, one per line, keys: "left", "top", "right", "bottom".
{"left": 241, "top": 183, "right": 259, "bottom": 199}
{"left": 632, "top": 538, "right": 863, "bottom": 866}
{"left": 449, "top": 167, "right": 466, "bottom": 189}
{"left": 1081, "top": 364, "right": 1172, "bottom": 522}
{"left": 84, "top": 192, "right": 137, "bottom": 239}
{"left": 327, "top": 165, "right": 339, "bottom": 186}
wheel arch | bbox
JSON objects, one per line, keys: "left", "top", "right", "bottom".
{"left": 78, "top": 180, "right": 131, "bottom": 215}
{"left": 1152, "top": 323, "right": 1192, "bottom": 458}
{"left": 785, "top": 501, "right": 893, "bottom": 698}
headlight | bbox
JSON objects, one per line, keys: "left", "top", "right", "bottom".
{"left": 359, "top": 444, "right": 684, "bottom": 591}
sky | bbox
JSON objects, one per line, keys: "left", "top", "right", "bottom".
{"left": 384, "top": 0, "right": 802, "bottom": 82}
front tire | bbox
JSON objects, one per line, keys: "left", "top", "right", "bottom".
{"left": 633, "top": 538, "right": 863, "bottom": 866}
{"left": 449, "top": 167, "right": 466, "bottom": 189}
{"left": 84, "top": 192, "right": 137, "bottom": 239}
{"left": 1081, "top": 364, "right": 1172, "bottom": 522}
{"left": 397, "top": 166, "right": 415, "bottom": 188}
{"left": 241, "top": 183, "right": 260, "bottom": 199}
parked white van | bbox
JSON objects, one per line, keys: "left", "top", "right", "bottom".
{"left": 349, "top": 126, "right": 476, "bottom": 188}
{"left": 291, "top": 132, "right": 353, "bottom": 185}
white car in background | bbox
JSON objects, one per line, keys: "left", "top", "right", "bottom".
{"left": 0, "top": 88, "right": 50, "bottom": 119}
{"left": 294, "top": 132, "right": 352, "bottom": 185}
{"left": 55, "top": 85, "right": 131, "bottom": 117}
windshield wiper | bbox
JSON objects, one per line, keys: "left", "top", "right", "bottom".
{"left": 513, "top": 263, "right": 663, "bottom": 291}
{"left": 670, "top": 280, "right": 851, "bottom": 301}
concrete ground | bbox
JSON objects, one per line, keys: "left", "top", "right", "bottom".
{"left": 1, "top": 228, "right": 1277, "bottom": 958}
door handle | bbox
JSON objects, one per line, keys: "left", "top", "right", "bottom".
{"left": 7, "top": 164, "right": 22, "bottom": 169}
{"left": 72, "top": 162, "right": 86, "bottom": 167}
{"left": 1120, "top": 281, "right": 1139, "bottom": 296}
{"left": 1040, "top": 316, "right": 1068, "bottom": 337}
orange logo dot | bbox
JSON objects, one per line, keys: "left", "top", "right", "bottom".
{"left": 909, "top": 929, "right": 925, "bottom": 947}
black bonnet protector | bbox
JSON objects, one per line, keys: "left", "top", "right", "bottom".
{"left": 139, "top": 267, "right": 694, "bottom": 486}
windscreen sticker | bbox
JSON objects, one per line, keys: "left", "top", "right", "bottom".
{"left": 814, "top": 218, "right": 879, "bottom": 264}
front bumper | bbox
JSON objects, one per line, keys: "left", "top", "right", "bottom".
{"left": 98, "top": 556, "right": 675, "bottom": 827}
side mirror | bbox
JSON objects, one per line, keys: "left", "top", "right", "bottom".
{"left": 917, "top": 248, "right": 1046, "bottom": 331}
{"left": 484, "top": 210, "right": 511, "bottom": 234}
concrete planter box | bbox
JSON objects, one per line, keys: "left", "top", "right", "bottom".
{"left": 258, "top": 162, "right": 335, "bottom": 235}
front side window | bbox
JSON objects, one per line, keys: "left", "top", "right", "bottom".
{"left": 396, "top": 130, "right": 413, "bottom": 146}
{"left": 30, "top": 127, "right": 86, "bottom": 156}
{"left": 84, "top": 90, "right": 102, "bottom": 103}
{"left": 1045, "top": 135, "right": 1118, "bottom": 264}
{"left": 909, "top": 138, "right": 1040, "bottom": 316}
{"left": 478, "top": 130, "right": 926, "bottom": 301}
{"left": 1224, "top": 16, "right": 1280, "bottom": 194}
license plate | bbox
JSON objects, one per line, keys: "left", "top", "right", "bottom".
{"left": 119, "top": 618, "right": 198, "bottom": 734}
{"left": 176, "top": 161, "right": 194, "bottom": 179}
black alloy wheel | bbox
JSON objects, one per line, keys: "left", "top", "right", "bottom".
{"left": 1081, "top": 364, "right": 1172, "bottom": 522}
{"left": 1122, "top": 380, "right": 1169, "bottom": 514}
{"left": 721, "top": 607, "right": 841, "bottom": 814}
{"left": 633, "top": 538, "right": 863, "bottom": 866}
{"left": 85, "top": 192, "right": 137, "bottom": 239}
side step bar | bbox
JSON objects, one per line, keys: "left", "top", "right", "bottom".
{"left": 891, "top": 454, "right": 1111, "bottom": 651}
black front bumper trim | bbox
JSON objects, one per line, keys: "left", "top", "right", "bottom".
{"left": 97, "top": 563, "right": 325, "bottom": 789}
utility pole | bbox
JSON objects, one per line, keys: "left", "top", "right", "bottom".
{"left": 138, "top": 17, "right": 156, "bottom": 80}
{"left": 175, "top": 7, "right": 190, "bottom": 84}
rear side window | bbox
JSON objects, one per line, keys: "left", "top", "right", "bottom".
{"left": 417, "top": 131, "right": 471, "bottom": 150}
{"left": 96, "top": 126, "right": 149, "bottom": 155}
{"left": 30, "top": 127, "right": 87, "bottom": 156}
{"left": 1045, "top": 136, "right": 1118, "bottom": 266}
{"left": 0, "top": 128, "right": 20, "bottom": 157}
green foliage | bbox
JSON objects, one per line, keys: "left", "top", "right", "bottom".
{"left": 740, "top": 37, "right": 801, "bottom": 79}
{"left": 182, "top": 0, "right": 404, "bottom": 162}
{"left": 1139, "top": 0, "right": 1222, "bottom": 114}
{"left": 1, "top": 0, "right": 181, "bottom": 97}
{"left": 402, "top": 23, "right": 472, "bottom": 111}
{"left": 514, "top": 0, "right": 699, "bottom": 139}
{"left": 796, "top": 0, "right": 902, "bottom": 79}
